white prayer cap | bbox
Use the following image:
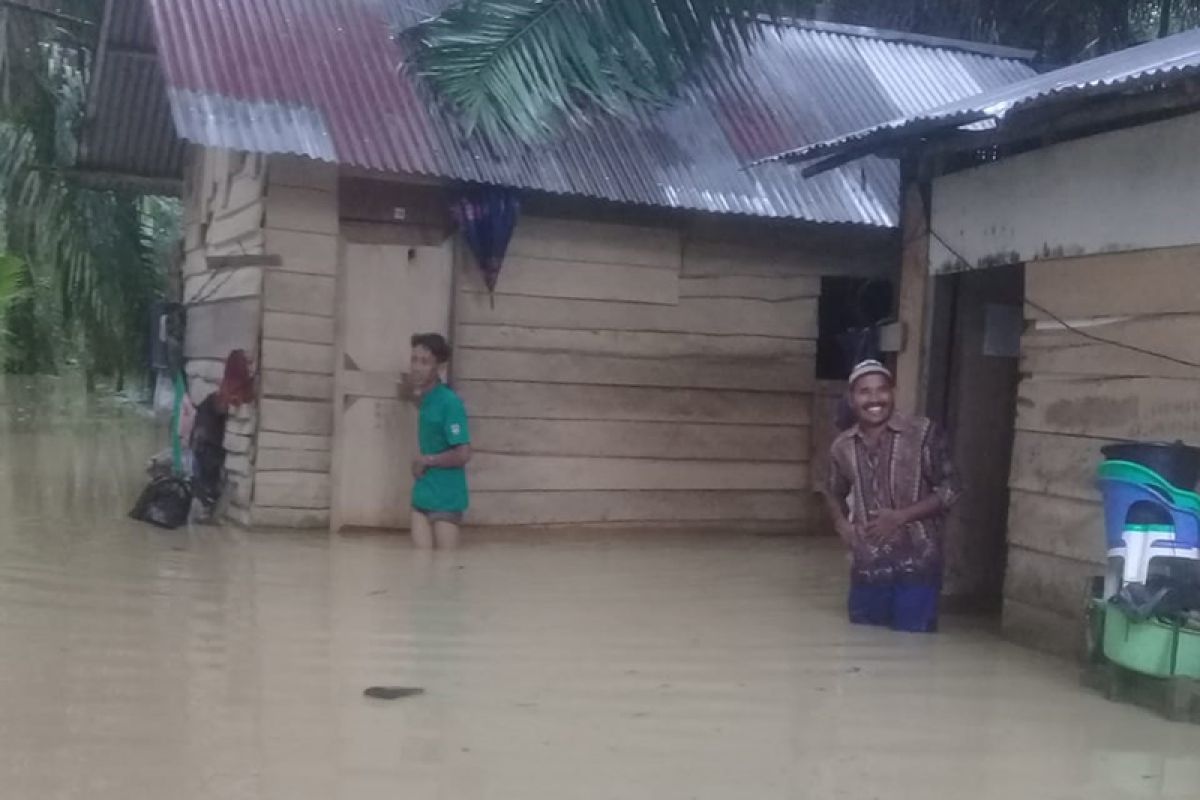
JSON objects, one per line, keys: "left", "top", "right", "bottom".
{"left": 848, "top": 359, "right": 893, "bottom": 388}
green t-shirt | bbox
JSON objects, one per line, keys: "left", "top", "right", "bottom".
{"left": 412, "top": 382, "right": 471, "bottom": 513}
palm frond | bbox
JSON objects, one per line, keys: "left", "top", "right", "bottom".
{"left": 0, "top": 252, "right": 29, "bottom": 365}
{"left": 0, "top": 253, "right": 23, "bottom": 301}
{"left": 403, "top": 0, "right": 814, "bottom": 141}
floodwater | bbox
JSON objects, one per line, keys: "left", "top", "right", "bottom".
{"left": 2, "top": 378, "right": 1200, "bottom": 799}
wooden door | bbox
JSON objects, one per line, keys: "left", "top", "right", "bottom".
{"left": 937, "top": 264, "right": 1024, "bottom": 608}
{"left": 331, "top": 238, "right": 454, "bottom": 532}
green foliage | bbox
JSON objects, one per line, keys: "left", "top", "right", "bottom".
{"left": 0, "top": 0, "right": 178, "bottom": 383}
{"left": 0, "top": 252, "right": 29, "bottom": 365}
{"left": 403, "top": 1, "right": 815, "bottom": 140}
{"left": 407, "top": 0, "right": 1200, "bottom": 141}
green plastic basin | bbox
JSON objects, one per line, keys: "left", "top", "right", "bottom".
{"left": 1103, "top": 601, "right": 1200, "bottom": 679}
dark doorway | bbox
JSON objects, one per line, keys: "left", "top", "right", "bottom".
{"left": 931, "top": 264, "right": 1024, "bottom": 612}
{"left": 816, "top": 277, "right": 894, "bottom": 380}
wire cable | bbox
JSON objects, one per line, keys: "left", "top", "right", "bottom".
{"left": 926, "top": 227, "right": 1200, "bottom": 372}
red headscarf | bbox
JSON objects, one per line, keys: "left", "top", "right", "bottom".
{"left": 218, "top": 349, "right": 255, "bottom": 407}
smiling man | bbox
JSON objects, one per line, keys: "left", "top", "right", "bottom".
{"left": 824, "top": 360, "right": 959, "bottom": 633}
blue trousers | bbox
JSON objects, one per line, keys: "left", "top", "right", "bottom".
{"left": 848, "top": 581, "right": 940, "bottom": 633}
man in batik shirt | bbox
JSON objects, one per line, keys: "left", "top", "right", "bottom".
{"left": 825, "top": 360, "right": 960, "bottom": 633}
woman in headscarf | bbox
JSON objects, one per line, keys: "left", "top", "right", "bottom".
{"left": 190, "top": 349, "right": 255, "bottom": 519}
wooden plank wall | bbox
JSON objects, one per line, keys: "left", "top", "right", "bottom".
{"left": 181, "top": 148, "right": 267, "bottom": 520}
{"left": 251, "top": 156, "right": 340, "bottom": 528}
{"left": 810, "top": 380, "right": 844, "bottom": 498}
{"left": 1005, "top": 244, "right": 1200, "bottom": 655}
{"left": 453, "top": 218, "right": 820, "bottom": 528}
{"left": 181, "top": 150, "right": 339, "bottom": 528}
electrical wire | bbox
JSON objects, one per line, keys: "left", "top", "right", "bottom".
{"left": 925, "top": 227, "right": 1200, "bottom": 373}
{"left": 1021, "top": 296, "right": 1200, "bottom": 371}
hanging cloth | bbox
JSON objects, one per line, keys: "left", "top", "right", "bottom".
{"left": 452, "top": 188, "right": 520, "bottom": 305}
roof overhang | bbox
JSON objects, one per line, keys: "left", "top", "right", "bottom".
{"left": 755, "top": 28, "right": 1200, "bottom": 177}
{"left": 77, "top": 0, "right": 184, "bottom": 191}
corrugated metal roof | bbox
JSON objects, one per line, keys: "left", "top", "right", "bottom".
{"left": 83, "top": 0, "right": 1034, "bottom": 225}
{"left": 766, "top": 26, "right": 1200, "bottom": 166}
{"left": 78, "top": 0, "right": 185, "bottom": 183}
{"left": 79, "top": 54, "right": 185, "bottom": 182}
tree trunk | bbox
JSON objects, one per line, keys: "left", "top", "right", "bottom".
{"left": 1159, "top": 0, "right": 1173, "bottom": 38}
{"left": 1098, "top": 0, "right": 1135, "bottom": 52}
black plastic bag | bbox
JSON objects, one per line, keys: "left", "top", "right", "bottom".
{"left": 1113, "top": 576, "right": 1200, "bottom": 622}
{"left": 129, "top": 475, "right": 193, "bottom": 529}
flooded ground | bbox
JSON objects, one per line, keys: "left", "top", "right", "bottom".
{"left": 2, "top": 376, "right": 1200, "bottom": 799}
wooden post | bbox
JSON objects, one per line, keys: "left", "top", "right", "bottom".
{"left": 894, "top": 170, "right": 931, "bottom": 416}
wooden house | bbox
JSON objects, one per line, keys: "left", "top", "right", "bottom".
{"left": 772, "top": 28, "right": 1200, "bottom": 651}
{"left": 81, "top": 0, "right": 1033, "bottom": 532}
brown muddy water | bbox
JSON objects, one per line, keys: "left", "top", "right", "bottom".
{"left": 2, "top": 376, "right": 1200, "bottom": 799}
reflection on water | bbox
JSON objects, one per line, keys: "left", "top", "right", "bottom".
{"left": 2, "top": 376, "right": 1200, "bottom": 799}
{"left": 0, "top": 375, "right": 161, "bottom": 528}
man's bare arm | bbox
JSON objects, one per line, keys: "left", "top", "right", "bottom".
{"left": 422, "top": 444, "right": 471, "bottom": 469}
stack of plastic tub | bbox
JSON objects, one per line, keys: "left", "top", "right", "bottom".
{"left": 1095, "top": 442, "right": 1200, "bottom": 679}
{"left": 1097, "top": 459, "right": 1200, "bottom": 589}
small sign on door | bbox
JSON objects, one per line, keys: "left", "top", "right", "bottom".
{"left": 983, "top": 303, "right": 1023, "bottom": 358}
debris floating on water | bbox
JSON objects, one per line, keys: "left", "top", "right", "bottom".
{"left": 363, "top": 686, "right": 425, "bottom": 700}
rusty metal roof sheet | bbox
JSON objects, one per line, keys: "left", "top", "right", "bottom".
{"left": 766, "top": 26, "right": 1200, "bottom": 167}
{"left": 83, "top": 0, "right": 1034, "bottom": 225}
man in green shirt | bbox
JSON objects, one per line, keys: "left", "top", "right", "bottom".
{"left": 407, "top": 333, "right": 471, "bottom": 549}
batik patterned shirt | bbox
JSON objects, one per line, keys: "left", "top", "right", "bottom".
{"left": 827, "top": 414, "right": 959, "bottom": 585}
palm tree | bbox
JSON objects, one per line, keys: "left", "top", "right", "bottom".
{"left": 404, "top": 0, "right": 1200, "bottom": 141}
{"left": 0, "top": 0, "right": 175, "bottom": 387}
